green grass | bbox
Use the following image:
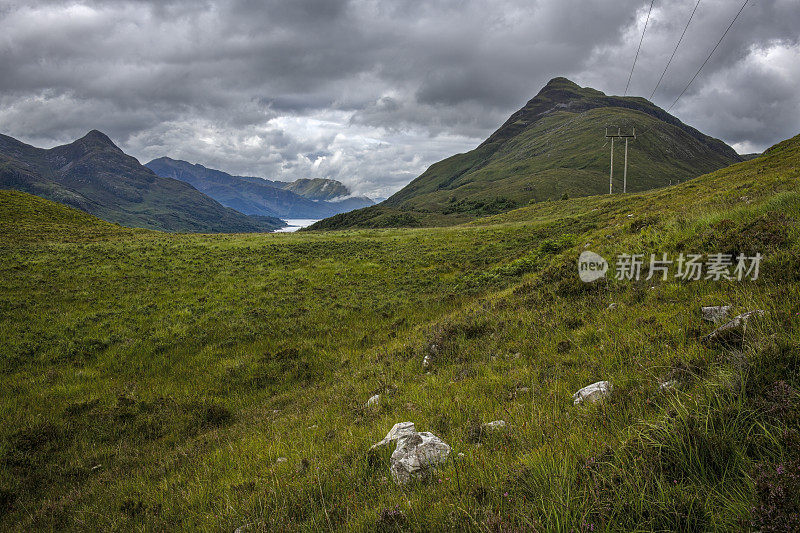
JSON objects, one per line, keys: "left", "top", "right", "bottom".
{"left": 1, "top": 134, "right": 799, "bottom": 531}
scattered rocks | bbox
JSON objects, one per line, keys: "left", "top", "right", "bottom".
{"left": 371, "top": 422, "right": 417, "bottom": 450}
{"left": 703, "top": 310, "right": 765, "bottom": 347}
{"left": 701, "top": 305, "right": 731, "bottom": 324}
{"left": 573, "top": 381, "right": 612, "bottom": 405}
{"left": 366, "top": 394, "right": 381, "bottom": 408}
{"left": 390, "top": 431, "right": 451, "bottom": 485}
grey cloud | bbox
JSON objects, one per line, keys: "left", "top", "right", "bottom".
{"left": 0, "top": 0, "right": 798, "bottom": 197}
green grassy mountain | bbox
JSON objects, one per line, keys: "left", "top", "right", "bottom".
{"left": 146, "top": 157, "right": 374, "bottom": 219}
{"left": 1, "top": 131, "right": 798, "bottom": 530}
{"left": 0, "top": 131, "right": 283, "bottom": 232}
{"left": 309, "top": 77, "right": 742, "bottom": 230}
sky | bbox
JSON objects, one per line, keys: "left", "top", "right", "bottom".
{"left": 0, "top": 0, "right": 798, "bottom": 198}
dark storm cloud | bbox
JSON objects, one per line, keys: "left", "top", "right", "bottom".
{"left": 0, "top": 0, "right": 797, "bottom": 196}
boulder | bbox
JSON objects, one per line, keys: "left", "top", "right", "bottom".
{"left": 371, "top": 422, "right": 416, "bottom": 450}
{"left": 701, "top": 305, "right": 731, "bottom": 324}
{"left": 703, "top": 310, "right": 764, "bottom": 347}
{"left": 390, "top": 431, "right": 451, "bottom": 484}
{"left": 573, "top": 381, "right": 612, "bottom": 405}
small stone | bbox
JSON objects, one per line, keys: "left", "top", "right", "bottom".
{"left": 703, "top": 310, "right": 765, "bottom": 347}
{"left": 659, "top": 380, "right": 678, "bottom": 391}
{"left": 516, "top": 386, "right": 531, "bottom": 394}
{"left": 573, "top": 381, "right": 612, "bottom": 405}
{"left": 701, "top": 305, "right": 731, "bottom": 324}
{"left": 607, "top": 303, "right": 617, "bottom": 310}
{"left": 482, "top": 420, "right": 507, "bottom": 430}
{"left": 422, "top": 354, "right": 432, "bottom": 368}
{"left": 276, "top": 457, "right": 288, "bottom": 464}
{"left": 366, "top": 394, "right": 381, "bottom": 407}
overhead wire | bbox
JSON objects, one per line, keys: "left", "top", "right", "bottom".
{"left": 624, "top": 0, "right": 656, "bottom": 96}
{"left": 649, "top": 0, "right": 702, "bottom": 101}
{"left": 666, "top": 0, "right": 750, "bottom": 112}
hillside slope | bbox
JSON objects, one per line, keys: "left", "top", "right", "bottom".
{"left": 0, "top": 133, "right": 798, "bottom": 531}
{"left": 309, "top": 77, "right": 741, "bottom": 230}
{"left": 0, "top": 131, "right": 283, "bottom": 232}
{"left": 145, "top": 157, "right": 373, "bottom": 218}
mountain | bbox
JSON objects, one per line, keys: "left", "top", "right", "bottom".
{"left": 145, "top": 157, "right": 374, "bottom": 219}
{"left": 0, "top": 130, "right": 284, "bottom": 232}
{"left": 308, "top": 77, "right": 742, "bottom": 230}
{"left": 281, "top": 178, "right": 349, "bottom": 201}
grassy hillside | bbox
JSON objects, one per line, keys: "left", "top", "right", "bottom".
{"left": 309, "top": 78, "right": 741, "bottom": 230}
{"left": 0, "top": 134, "right": 799, "bottom": 531}
{"left": 0, "top": 131, "right": 283, "bottom": 233}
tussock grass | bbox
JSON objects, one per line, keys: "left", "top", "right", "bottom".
{"left": 0, "top": 135, "right": 799, "bottom": 530}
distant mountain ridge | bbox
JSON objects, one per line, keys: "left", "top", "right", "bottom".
{"left": 0, "top": 131, "right": 283, "bottom": 232}
{"left": 145, "top": 157, "right": 374, "bottom": 219}
{"left": 308, "top": 77, "right": 742, "bottom": 230}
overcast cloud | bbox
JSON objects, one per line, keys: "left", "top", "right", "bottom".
{"left": 1, "top": 0, "right": 797, "bottom": 197}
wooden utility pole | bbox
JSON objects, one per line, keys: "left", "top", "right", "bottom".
{"left": 605, "top": 127, "right": 636, "bottom": 194}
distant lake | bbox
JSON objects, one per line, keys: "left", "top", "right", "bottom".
{"left": 274, "top": 219, "right": 320, "bottom": 233}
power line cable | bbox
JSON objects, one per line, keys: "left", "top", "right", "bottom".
{"left": 666, "top": 0, "right": 750, "bottom": 112}
{"left": 649, "top": 0, "right": 701, "bottom": 101}
{"left": 624, "top": 0, "right": 656, "bottom": 96}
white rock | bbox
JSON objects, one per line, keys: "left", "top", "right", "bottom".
{"left": 276, "top": 457, "right": 288, "bottom": 464}
{"left": 482, "top": 420, "right": 507, "bottom": 430}
{"left": 390, "top": 431, "right": 451, "bottom": 484}
{"left": 371, "top": 421, "right": 417, "bottom": 450}
{"left": 703, "top": 310, "right": 765, "bottom": 346}
{"left": 659, "top": 380, "right": 678, "bottom": 391}
{"left": 366, "top": 394, "right": 381, "bottom": 407}
{"left": 573, "top": 381, "right": 613, "bottom": 405}
{"left": 701, "top": 305, "right": 731, "bottom": 324}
